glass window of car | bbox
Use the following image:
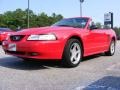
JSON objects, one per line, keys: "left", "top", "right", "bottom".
{"left": 52, "top": 18, "right": 88, "bottom": 28}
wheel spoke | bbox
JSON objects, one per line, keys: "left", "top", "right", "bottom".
{"left": 70, "top": 43, "right": 81, "bottom": 64}
{"left": 76, "top": 50, "right": 80, "bottom": 54}
{"left": 110, "top": 42, "right": 115, "bottom": 54}
{"left": 71, "top": 56, "right": 74, "bottom": 62}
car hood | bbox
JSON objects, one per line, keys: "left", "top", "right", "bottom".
{"left": 12, "top": 26, "right": 82, "bottom": 35}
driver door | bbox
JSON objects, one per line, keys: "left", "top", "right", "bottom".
{"left": 84, "top": 22, "right": 106, "bottom": 55}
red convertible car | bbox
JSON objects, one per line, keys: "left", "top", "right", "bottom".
{"left": 2, "top": 17, "right": 116, "bottom": 67}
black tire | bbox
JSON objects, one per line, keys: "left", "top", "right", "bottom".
{"left": 62, "top": 39, "right": 82, "bottom": 67}
{"left": 105, "top": 40, "right": 115, "bottom": 56}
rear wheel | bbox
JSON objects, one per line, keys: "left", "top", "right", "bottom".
{"left": 105, "top": 40, "right": 115, "bottom": 56}
{"left": 62, "top": 39, "right": 82, "bottom": 67}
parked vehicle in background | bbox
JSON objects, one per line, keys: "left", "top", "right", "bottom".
{"left": 0, "top": 28, "right": 13, "bottom": 43}
{"left": 2, "top": 17, "right": 117, "bottom": 67}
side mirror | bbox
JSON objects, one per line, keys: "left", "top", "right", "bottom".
{"left": 90, "top": 25, "right": 98, "bottom": 30}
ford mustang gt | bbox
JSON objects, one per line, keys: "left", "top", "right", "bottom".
{"left": 2, "top": 17, "right": 117, "bottom": 67}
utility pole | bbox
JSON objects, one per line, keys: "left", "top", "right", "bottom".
{"left": 79, "top": 0, "right": 84, "bottom": 17}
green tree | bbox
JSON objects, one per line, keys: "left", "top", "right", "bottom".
{"left": 0, "top": 9, "right": 63, "bottom": 30}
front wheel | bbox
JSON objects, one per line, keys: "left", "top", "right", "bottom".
{"left": 105, "top": 40, "right": 115, "bottom": 56}
{"left": 62, "top": 39, "right": 82, "bottom": 67}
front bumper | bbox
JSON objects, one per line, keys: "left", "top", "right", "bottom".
{"left": 2, "top": 40, "right": 65, "bottom": 60}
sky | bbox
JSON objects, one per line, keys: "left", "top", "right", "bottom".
{"left": 0, "top": 0, "right": 120, "bottom": 27}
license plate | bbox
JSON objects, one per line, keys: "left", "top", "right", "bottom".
{"left": 8, "top": 43, "right": 16, "bottom": 51}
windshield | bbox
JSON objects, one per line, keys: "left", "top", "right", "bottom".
{"left": 52, "top": 18, "right": 89, "bottom": 28}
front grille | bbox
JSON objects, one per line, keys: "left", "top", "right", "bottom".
{"left": 10, "top": 35, "right": 25, "bottom": 41}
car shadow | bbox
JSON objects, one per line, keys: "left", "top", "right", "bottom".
{"left": 0, "top": 57, "right": 62, "bottom": 70}
{"left": 0, "top": 54, "right": 105, "bottom": 70}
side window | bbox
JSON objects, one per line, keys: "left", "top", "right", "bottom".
{"left": 87, "top": 21, "right": 93, "bottom": 29}
{"left": 88, "top": 20, "right": 103, "bottom": 30}
{"left": 89, "top": 21, "right": 99, "bottom": 30}
{"left": 90, "top": 22, "right": 95, "bottom": 27}
{"left": 87, "top": 24, "right": 90, "bottom": 29}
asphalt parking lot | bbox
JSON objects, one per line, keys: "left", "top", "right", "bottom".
{"left": 0, "top": 41, "right": 120, "bottom": 90}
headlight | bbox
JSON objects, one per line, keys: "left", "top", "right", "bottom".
{"left": 27, "top": 34, "right": 57, "bottom": 41}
